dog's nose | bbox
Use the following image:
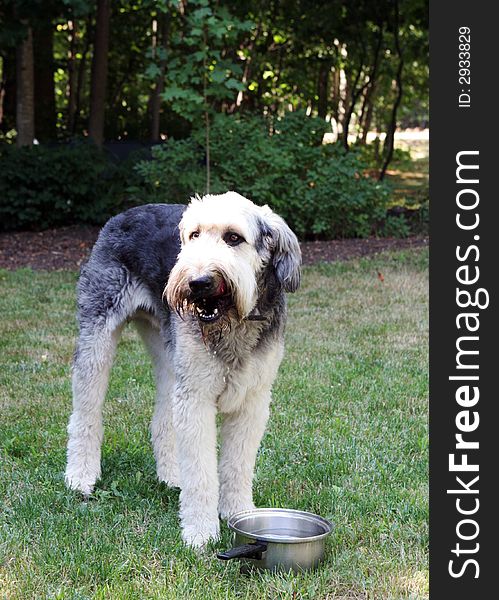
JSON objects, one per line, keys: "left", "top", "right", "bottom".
{"left": 189, "top": 275, "right": 214, "bottom": 295}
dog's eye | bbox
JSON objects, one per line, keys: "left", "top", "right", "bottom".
{"left": 224, "top": 232, "right": 244, "bottom": 246}
{"left": 189, "top": 231, "right": 200, "bottom": 240}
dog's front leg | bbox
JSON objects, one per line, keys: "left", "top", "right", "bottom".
{"left": 218, "top": 389, "right": 271, "bottom": 520}
{"left": 172, "top": 383, "right": 220, "bottom": 548}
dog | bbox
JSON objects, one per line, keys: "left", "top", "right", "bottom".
{"left": 65, "top": 191, "right": 301, "bottom": 547}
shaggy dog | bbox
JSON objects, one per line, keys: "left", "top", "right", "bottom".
{"left": 65, "top": 192, "right": 301, "bottom": 547}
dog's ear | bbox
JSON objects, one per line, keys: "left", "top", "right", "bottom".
{"left": 259, "top": 206, "right": 301, "bottom": 293}
{"left": 177, "top": 219, "right": 187, "bottom": 245}
{"left": 177, "top": 194, "right": 203, "bottom": 245}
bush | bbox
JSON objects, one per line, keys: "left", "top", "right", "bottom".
{"left": 380, "top": 214, "right": 411, "bottom": 238}
{"left": 131, "top": 138, "right": 206, "bottom": 204}
{"left": 1, "top": 113, "right": 391, "bottom": 239}
{"left": 0, "top": 141, "right": 127, "bottom": 231}
{"left": 132, "top": 112, "right": 390, "bottom": 239}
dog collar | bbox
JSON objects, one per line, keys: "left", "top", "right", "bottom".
{"left": 245, "top": 308, "right": 267, "bottom": 321}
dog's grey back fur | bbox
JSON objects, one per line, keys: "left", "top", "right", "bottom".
{"left": 77, "top": 204, "right": 185, "bottom": 328}
{"left": 82, "top": 204, "right": 185, "bottom": 299}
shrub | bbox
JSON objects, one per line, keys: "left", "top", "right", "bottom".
{"left": 1, "top": 113, "right": 392, "bottom": 239}
{"left": 0, "top": 141, "right": 126, "bottom": 231}
{"left": 130, "top": 138, "right": 206, "bottom": 204}
{"left": 380, "top": 214, "right": 411, "bottom": 238}
{"left": 301, "top": 149, "right": 389, "bottom": 238}
{"left": 133, "top": 112, "right": 390, "bottom": 239}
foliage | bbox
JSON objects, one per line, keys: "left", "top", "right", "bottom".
{"left": 1, "top": 0, "right": 428, "bottom": 143}
{"left": 131, "top": 138, "right": 206, "bottom": 203}
{"left": 0, "top": 141, "right": 126, "bottom": 230}
{"left": 301, "top": 150, "right": 389, "bottom": 238}
{"left": 402, "top": 199, "right": 429, "bottom": 235}
{"left": 133, "top": 112, "right": 390, "bottom": 239}
{"left": 1, "top": 0, "right": 428, "bottom": 228}
{"left": 1, "top": 111, "right": 427, "bottom": 238}
{"left": 152, "top": 0, "right": 253, "bottom": 190}
{"left": 158, "top": 0, "right": 251, "bottom": 120}
{"left": 380, "top": 213, "right": 411, "bottom": 238}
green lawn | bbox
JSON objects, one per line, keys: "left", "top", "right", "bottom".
{"left": 0, "top": 249, "right": 428, "bottom": 599}
{"left": 388, "top": 137, "right": 429, "bottom": 209}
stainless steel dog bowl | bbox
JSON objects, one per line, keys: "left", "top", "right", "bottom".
{"left": 217, "top": 508, "right": 333, "bottom": 573}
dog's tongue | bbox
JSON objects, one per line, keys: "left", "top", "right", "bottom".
{"left": 216, "top": 280, "right": 226, "bottom": 296}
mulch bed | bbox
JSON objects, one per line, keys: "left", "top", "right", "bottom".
{"left": 0, "top": 225, "right": 428, "bottom": 271}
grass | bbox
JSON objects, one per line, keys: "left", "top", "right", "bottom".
{"left": 388, "top": 137, "right": 429, "bottom": 209}
{"left": 0, "top": 249, "right": 428, "bottom": 599}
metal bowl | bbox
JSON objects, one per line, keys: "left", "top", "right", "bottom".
{"left": 217, "top": 508, "right": 333, "bottom": 573}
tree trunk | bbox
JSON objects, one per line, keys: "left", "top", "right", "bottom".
{"left": 330, "top": 67, "right": 340, "bottom": 127}
{"left": 1, "top": 48, "right": 17, "bottom": 131}
{"left": 360, "top": 81, "right": 376, "bottom": 145}
{"left": 317, "top": 61, "right": 330, "bottom": 120}
{"left": 357, "top": 85, "right": 368, "bottom": 138}
{"left": 342, "top": 26, "right": 383, "bottom": 151}
{"left": 150, "top": 13, "right": 169, "bottom": 143}
{"left": 16, "top": 25, "right": 35, "bottom": 147}
{"left": 88, "top": 0, "right": 111, "bottom": 146}
{"left": 379, "top": 1, "right": 403, "bottom": 180}
{"left": 0, "top": 76, "right": 4, "bottom": 128}
{"left": 74, "top": 16, "right": 93, "bottom": 134}
{"left": 34, "top": 22, "right": 56, "bottom": 141}
{"left": 341, "top": 60, "right": 364, "bottom": 151}
{"left": 67, "top": 20, "right": 78, "bottom": 134}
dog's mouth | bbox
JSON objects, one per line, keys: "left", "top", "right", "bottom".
{"left": 190, "top": 279, "right": 233, "bottom": 324}
{"left": 194, "top": 294, "right": 231, "bottom": 323}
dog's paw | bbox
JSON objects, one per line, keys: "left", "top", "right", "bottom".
{"left": 161, "top": 476, "right": 181, "bottom": 489}
{"left": 64, "top": 470, "right": 97, "bottom": 497}
{"left": 65, "top": 461, "right": 100, "bottom": 497}
{"left": 181, "top": 519, "right": 220, "bottom": 549}
{"left": 157, "top": 465, "right": 181, "bottom": 489}
{"left": 218, "top": 496, "right": 255, "bottom": 521}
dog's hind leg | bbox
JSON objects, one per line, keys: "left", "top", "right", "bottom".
{"left": 65, "top": 318, "right": 124, "bottom": 496}
{"left": 134, "top": 318, "right": 180, "bottom": 488}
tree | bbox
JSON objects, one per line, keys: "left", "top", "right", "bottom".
{"left": 88, "top": 0, "right": 110, "bottom": 146}
{"left": 34, "top": 20, "right": 56, "bottom": 141}
{"left": 160, "top": 0, "right": 251, "bottom": 192}
{"left": 0, "top": 0, "right": 428, "bottom": 181}
{"left": 15, "top": 22, "right": 34, "bottom": 147}
{"left": 0, "top": 47, "right": 16, "bottom": 133}
{"left": 149, "top": 10, "right": 169, "bottom": 142}
{"left": 64, "top": 2, "right": 95, "bottom": 136}
{"left": 379, "top": 0, "right": 403, "bottom": 180}
{"left": 67, "top": 18, "right": 79, "bottom": 134}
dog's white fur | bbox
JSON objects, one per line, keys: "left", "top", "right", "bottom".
{"left": 65, "top": 192, "right": 300, "bottom": 547}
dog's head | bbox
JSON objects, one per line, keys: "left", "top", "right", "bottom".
{"left": 165, "top": 192, "right": 301, "bottom": 327}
